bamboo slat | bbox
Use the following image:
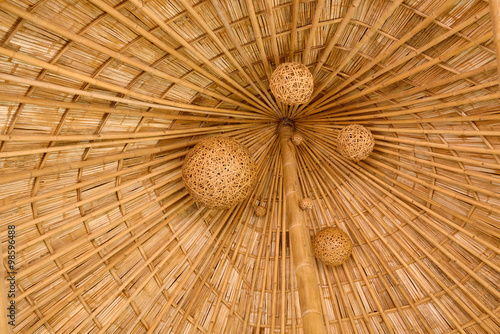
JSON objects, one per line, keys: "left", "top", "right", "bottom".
{"left": 1, "top": 0, "right": 499, "bottom": 333}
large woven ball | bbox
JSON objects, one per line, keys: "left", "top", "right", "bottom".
{"left": 337, "top": 125, "right": 375, "bottom": 161}
{"left": 312, "top": 227, "right": 353, "bottom": 266}
{"left": 270, "top": 62, "right": 314, "bottom": 105}
{"left": 182, "top": 136, "right": 257, "bottom": 209}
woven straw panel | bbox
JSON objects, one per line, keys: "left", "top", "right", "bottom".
{"left": 312, "top": 227, "right": 353, "bottom": 266}
{"left": 270, "top": 62, "right": 314, "bottom": 105}
{"left": 182, "top": 136, "right": 256, "bottom": 209}
{"left": 0, "top": 0, "right": 499, "bottom": 333}
{"left": 337, "top": 125, "right": 375, "bottom": 161}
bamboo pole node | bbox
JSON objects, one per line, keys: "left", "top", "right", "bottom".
{"left": 270, "top": 62, "right": 314, "bottom": 105}
{"left": 299, "top": 198, "right": 313, "bottom": 211}
{"left": 292, "top": 133, "right": 304, "bottom": 145}
{"left": 182, "top": 136, "right": 257, "bottom": 209}
{"left": 312, "top": 227, "right": 353, "bottom": 266}
{"left": 255, "top": 205, "right": 266, "bottom": 217}
{"left": 337, "top": 124, "right": 375, "bottom": 161}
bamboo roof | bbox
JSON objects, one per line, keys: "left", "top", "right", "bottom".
{"left": 0, "top": 0, "right": 499, "bottom": 333}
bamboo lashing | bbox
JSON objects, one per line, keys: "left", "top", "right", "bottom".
{"left": 279, "top": 123, "right": 327, "bottom": 334}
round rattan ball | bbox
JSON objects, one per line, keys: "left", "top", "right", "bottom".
{"left": 299, "top": 198, "right": 313, "bottom": 211}
{"left": 255, "top": 206, "right": 266, "bottom": 217}
{"left": 182, "top": 136, "right": 257, "bottom": 209}
{"left": 270, "top": 62, "right": 314, "bottom": 105}
{"left": 337, "top": 125, "right": 375, "bottom": 161}
{"left": 312, "top": 227, "right": 353, "bottom": 266}
{"left": 291, "top": 133, "right": 304, "bottom": 146}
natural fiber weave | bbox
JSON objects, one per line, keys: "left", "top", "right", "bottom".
{"left": 182, "top": 136, "right": 257, "bottom": 209}
{"left": 337, "top": 125, "right": 375, "bottom": 161}
{"left": 270, "top": 62, "right": 314, "bottom": 105}
{"left": 292, "top": 133, "right": 304, "bottom": 146}
{"left": 299, "top": 198, "right": 313, "bottom": 211}
{"left": 312, "top": 227, "right": 353, "bottom": 266}
{"left": 255, "top": 206, "right": 266, "bottom": 217}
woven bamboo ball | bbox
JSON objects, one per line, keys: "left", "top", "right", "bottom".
{"left": 255, "top": 206, "right": 266, "bottom": 217}
{"left": 337, "top": 125, "right": 375, "bottom": 161}
{"left": 312, "top": 227, "right": 353, "bottom": 266}
{"left": 299, "top": 198, "right": 313, "bottom": 211}
{"left": 182, "top": 136, "right": 257, "bottom": 209}
{"left": 270, "top": 62, "right": 314, "bottom": 105}
{"left": 291, "top": 133, "right": 304, "bottom": 146}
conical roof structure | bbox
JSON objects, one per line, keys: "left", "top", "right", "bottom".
{"left": 0, "top": 0, "right": 499, "bottom": 333}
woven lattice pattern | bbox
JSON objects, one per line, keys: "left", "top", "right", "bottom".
{"left": 270, "top": 62, "right": 314, "bottom": 105}
{"left": 337, "top": 125, "right": 375, "bottom": 161}
{"left": 255, "top": 206, "right": 266, "bottom": 217}
{"left": 292, "top": 133, "right": 304, "bottom": 145}
{"left": 1, "top": 1, "right": 500, "bottom": 333}
{"left": 182, "top": 136, "right": 256, "bottom": 209}
{"left": 312, "top": 227, "right": 353, "bottom": 266}
{"left": 299, "top": 198, "right": 313, "bottom": 211}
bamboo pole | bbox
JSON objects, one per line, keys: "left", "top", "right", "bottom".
{"left": 489, "top": 0, "right": 500, "bottom": 89}
{"left": 279, "top": 123, "right": 327, "bottom": 334}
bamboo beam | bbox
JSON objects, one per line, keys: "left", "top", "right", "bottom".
{"left": 279, "top": 123, "right": 326, "bottom": 334}
{"left": 491, "top": 0, "right": 500, "bottom": 89}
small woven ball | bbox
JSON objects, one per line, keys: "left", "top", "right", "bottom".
{"left": 337, "top": 125, "right": 375, "bottom": 161}
{"left": 299, "top": 198, "right": 313, "bottom": 211}
{"left": 291, "top": 133, "right": 304, "bottom": 146}
{"left": 270, "top": 62, "right": 314, "bottom": 105}
{"left": 182, "top": 136, "right": 257, "bottom": 209}
{"left": 312, "top": 227, "right": 353, "bottom": 266}
{"left": 255, "top": 206, "right": 266, "bottom": 217}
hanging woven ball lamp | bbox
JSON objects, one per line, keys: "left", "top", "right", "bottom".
{"left": 182, "top": 136, "right": 257, "bottom": 209}
{"left": 337, "top": 124, "right": 375, "bottom": 161}
{"left": 291, "top": 133, "right": 304, "bottom": 146}
{"left": 299, "top": 198, "right": 313, "bottom": 211}
{"left": 312, "top": 227, "right": 353, "bottom": 266}
{"left": 270, "top": 62, "right": 314, "bottom": 105}
{"left": 255, "top": 206, "right": 266, "bottom": 217}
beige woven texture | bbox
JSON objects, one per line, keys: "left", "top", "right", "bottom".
{"left": 337, "top": 125, "right": 375, "bottom": 161}
{"left": 255, "top": 205, "right": 266, "bottom": 217}
{"left": 299, "top": 197, "right": 313, "bottom": 211}
{"left": 312, "top": 227, "right": 353, "bottom": 266}
{"left": 270, "top": 62, "right": 314, "bottom": 105}
{"left": 0, "top": 0, "right": 499, "bottom": 333}
{"left": 182, "top": 136, "right": 256, "bottom": 209}
{"left": 292, "top": 133, "right": 304, "bottom": 145}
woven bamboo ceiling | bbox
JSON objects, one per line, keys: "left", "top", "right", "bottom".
{"left": 0, "top": 0, "right": 499, "bottom": 333}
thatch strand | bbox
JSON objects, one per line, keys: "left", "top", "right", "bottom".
{"left": 0, "top": 0, "right": 499, "bottom": 333}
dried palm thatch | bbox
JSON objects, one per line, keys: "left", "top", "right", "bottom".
{"left": 0, "top": 0, "right": 499, "bottom": 333}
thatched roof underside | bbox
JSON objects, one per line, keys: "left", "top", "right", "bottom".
{"left": 0, "top": 0, "right": 499, "bottom": 333}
